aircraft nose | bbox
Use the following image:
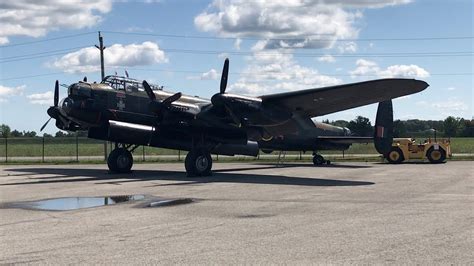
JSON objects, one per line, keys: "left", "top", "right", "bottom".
{"left": 61, "top": 97, "right": 74, "bottom": 114}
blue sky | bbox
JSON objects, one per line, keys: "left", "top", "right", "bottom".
{"left": 0, "top": 0, "right": 472, "bottom": 135}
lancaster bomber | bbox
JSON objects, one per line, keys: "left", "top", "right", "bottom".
{"left": 42, "top": 58, "right": 428, "bottom": 176}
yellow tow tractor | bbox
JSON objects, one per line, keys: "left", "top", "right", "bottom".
{"left": 386, "top": 137, "right": 452, "bottom": 164}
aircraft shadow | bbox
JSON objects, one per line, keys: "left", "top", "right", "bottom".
{"left": 2, "top": 166, "right": 374, "bottom": 187}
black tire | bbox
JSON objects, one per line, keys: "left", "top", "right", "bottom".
{"left": 426, "top": 146, "right": 446, "bottom": 164}
{"left": 185, "top": 150, "right": 212, "bottom": 177}
{"left": 107, "top": 148, "right": 133, "bottom": 173}
{"left": 313, "top": 154, "right": 325, "bottom": 166}
{"left": 386, "top": 147, "right": 404, "bottom": 164}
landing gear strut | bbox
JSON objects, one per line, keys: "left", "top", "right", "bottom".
{"left": 185, "top": 149, "right": 212, "bottom": 177}
{"left": 313, "top": 153, "right": 331, "bottom": 166}
{"left": 107, "top": 143, "right": 138, "bottom": 173}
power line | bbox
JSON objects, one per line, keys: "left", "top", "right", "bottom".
{"left": 103, "top": 30, "right": 474, "bottom": 42}
{"left": 0, "top": 46, "right": 90, "bottom": 61}
{"left": 160, "top": 48, "right": 473, "bottom": 58}
{"left": 1, "top": 47, "right": 472, "bottom": 64}
{"left": 0, "top": 32, "right": 96, "bottom": 48}
{"left": 1, "top": 30, "right": 471, "bottom": 50}
{"left": 0, "top": 72, "right": 64, "bottom": 81}
{"left": 1, "top": 69, "right": 471, "bottom": 82}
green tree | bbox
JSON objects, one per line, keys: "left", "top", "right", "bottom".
{"left": 347, "top": 116, "right": 373, "bottom": 137}
{"left": 460, "top": 119, "right": 474, "bottom": 137}
{"left": 331, "top": 120, "right": 349, "bottom": 128}
{"left": 0, "top": 124, "right": 11, "bottom": 138}
{"left": 10, "top": 130, "right": 23, "bottom": 137}
{"left": 55, "top": 131, "right": 68, "bottom": 137}
{"left": 393, "top": 120, "right": 408, "bottom": 137}
{"left": 443, "top": 116, "right": 462, "bottom": 137}
{"left": 22, "top": 131, "right": 37, "bottom": 137}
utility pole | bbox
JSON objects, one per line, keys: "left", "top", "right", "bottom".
{"left": 95, "top": 31, "right": 107, "bottom": 161}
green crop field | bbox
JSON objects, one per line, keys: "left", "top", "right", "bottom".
{"left": 0, "top": 137, "right": 473, "bottom": 162}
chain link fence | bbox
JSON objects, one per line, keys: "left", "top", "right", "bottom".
{"left": 1, "top": 137, "right": 472, "bottom": 163}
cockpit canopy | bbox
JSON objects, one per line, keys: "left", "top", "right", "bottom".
{"left": 101, "top": 75, "right": 163, "bottom": 93}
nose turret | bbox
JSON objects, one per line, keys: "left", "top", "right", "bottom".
{"left": 68, "top": 82, "right": 92, "bottom": 98}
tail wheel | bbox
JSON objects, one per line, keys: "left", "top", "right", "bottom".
{"left": 107, "top": 148, "right": 133, "bottom": 173}
{"left": 386, "top": 147, "right": 404, "bottom": 164}
{"left": 427, "top": 147, "right": 446, "bottom": 164}
{"left": 185, "top": 150, "right": 212, "bottom": 177}
{"left": 313, "top": 154, "right": 325, "bottom": 166}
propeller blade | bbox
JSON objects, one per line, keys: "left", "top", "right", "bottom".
{"left": 54, "top": 80, "right": 59, "bottom": 107}
{"left": 40, "top": 117, "right": 52, "bottom": 132}
{"left": 162, "top": 92, "right": 182, "bottom": 107}
{"left": 220, "top": 58, "right": 229, "bottom": 94}
{"left": 142, "top": 80, "right": 156, "bottom": 101}
{"left": 83, "top": 76, "right": 87, "bottom": 82}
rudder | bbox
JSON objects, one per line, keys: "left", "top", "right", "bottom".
{"left": 374, "top": 100, "right": 393, "bottom": 155}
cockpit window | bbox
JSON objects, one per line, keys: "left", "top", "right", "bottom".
{"left": 102, "top": 76, "right": 162, "bottom": 92}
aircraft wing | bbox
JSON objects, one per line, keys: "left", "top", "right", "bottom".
{"left": 259, "top": 79, "right": 428, "bottom": 117}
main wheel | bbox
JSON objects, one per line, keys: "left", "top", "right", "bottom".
{"left": 386, "top": 147, "right": 404, "bottom": 164}
{"left": 185, "top": 150, "right": 212, "bottom": 177}
{"left": 313, "top": 154, "right": 325, "bottom": 166}
{"left": 426, "top": 146, "right": 446, "bottom": 164}
{"left": 107, "top": 148, "right": 133, "bottom": 173}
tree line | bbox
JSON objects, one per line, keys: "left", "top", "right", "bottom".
{"left": 322, "top": 116, "right": 473, "bottom": 137}
{"left": 1, "top": 116, "right": 473, "bottom": 138}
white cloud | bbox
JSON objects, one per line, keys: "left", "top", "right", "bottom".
{"left": 27, "top": 91, "right": 53, "bottom": 105}
{"left": 50, "top": 41, "right": 167, "bottom": 73}
{"left": 187, "top": 69, "right": 219, "bottom": 80}
{"left": 201, "top": 69, "right": 219, "bottom": 80}
{"left": 447, "top": 87, "right": 456, "bottom": 91}
{"left": 218, "top": 53, "right": 229, "bottom": 59}
{"left": 338, "top": 41, "right": 358, "bottom": 53}
{"left": 194, "top": 0, "right": 410, "bottom": 49}
{"left": 234, "top": 38, "right": 242, "bottom": 50}
{"left": 350, "top": 59, "right": 430, "bottom": 78}
{"left": 317, "top": 54, "right": 336, "bottom": 63}
{"left": 0, "top": 0, "right": 112, "bottom": 44}
{"left": 416, "top": 97, "right": 469, "bottom": 116}
{"left": 431, "top": 98, "right": 468, "bottom": 112}
{"left": 228, "top": 50, "right": 341, "bottom": 95}
{"left": 0, "top": 85, "right": 25, "bottom": 102}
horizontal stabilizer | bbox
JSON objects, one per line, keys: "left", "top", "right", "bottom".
{"left": 316, "top": 136, "right": 372, "bottom": 144}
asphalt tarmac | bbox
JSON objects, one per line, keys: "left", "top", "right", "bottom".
{"left": 0, "top": 161, "right": 472, "bottom": 264}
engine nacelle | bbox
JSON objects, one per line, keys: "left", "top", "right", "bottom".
{"left": 211, "top": 141, "right": 259, "bottom": 157}
{"left": 88, "top": 120, "right": 154, "bottom": 145}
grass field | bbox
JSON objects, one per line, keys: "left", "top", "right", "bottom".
{"left": 0, "top": 137, "right": 473, "bottom": 162}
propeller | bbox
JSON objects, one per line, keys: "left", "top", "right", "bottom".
{"left": 41, "top": 80, "right": 60, "bottom": 131}
{"left": 143, "top": 80, "right": 157, "bottom": 101}
{"left": 211, "top": 58, "right": 231, "bottom": 108}
{"left": 142, "top": 80, "right": 182, "bottom": 122}
{"left": 220, "top": 58, "right": 229, "bottom": 94}
{"left": 54, "top": 80, "right": 59, "bottom": 107}
{"left": 40, "top": 118, "right": 52, "bottom": 132}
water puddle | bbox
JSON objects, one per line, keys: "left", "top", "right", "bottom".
{"left": 147, "top": 198, "right": 194, "bottom": 207}
{"left": 3, "top": 195, "right": 195, "bottom": 211}
{"left": 7, "top": 195, "right": 146, "bottom": 211}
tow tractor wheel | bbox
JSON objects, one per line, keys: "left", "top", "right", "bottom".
{"left": 108, "top": 148, "right": 133, "bottom": 173}
{"left": 427, "top": 147, "right": 446, "bottom": 164}
{"left": 386, "top": 147, "right": 404, "bottom": 164}
{"left": 313, "top": 154, "right": 325, "bottom": 166}
{"left": 185, "top": 150, "right": 212, "bottom": 177}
